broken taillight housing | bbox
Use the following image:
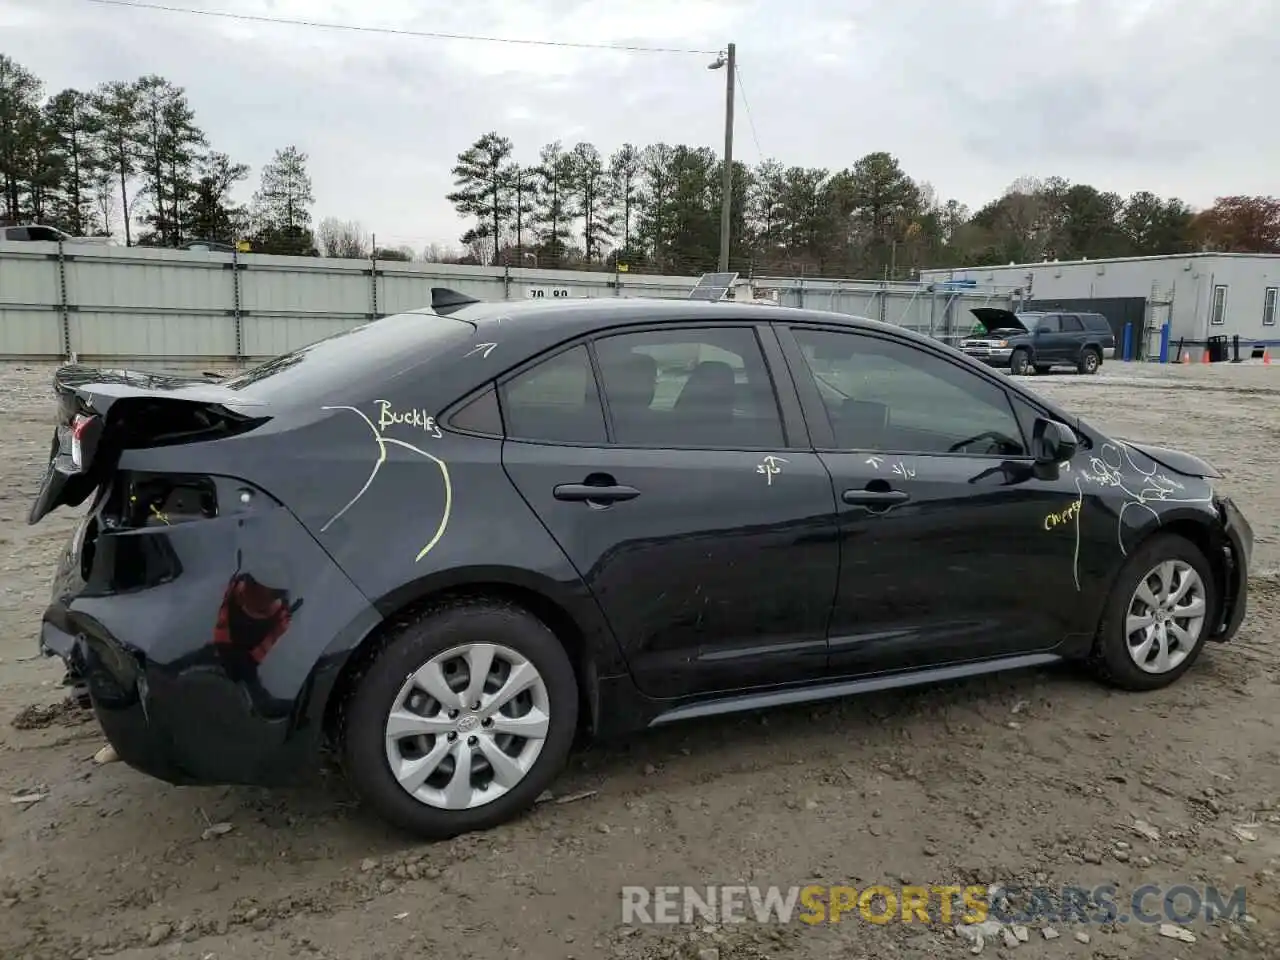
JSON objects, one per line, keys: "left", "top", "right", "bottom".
{"left": 100, "top": 472, "right": 220, "bottom": 530}
{"left": 61, "top": 413, "right": 99, "bottom": 472}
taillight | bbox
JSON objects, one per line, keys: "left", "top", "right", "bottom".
{"left": 68, "top": 413, "right": 96, "bottom": 470}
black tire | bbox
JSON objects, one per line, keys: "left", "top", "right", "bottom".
{"left": 1078, "top": 347, "right": 1101, "bottom": 375}
{"left": 1034, "top": 364, "right": 1052, "bottom": 375}
{"left": 1089, "top": 533, "right": 1217, "bottom": 691}
{"left": 1009, "top": 349, "right": 1031, "bottom": 376}
{"left": 341, "top": 598, "right": 578, "bottom": 838}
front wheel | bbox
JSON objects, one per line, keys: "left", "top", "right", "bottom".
{"left": 341, "top": 598, "right": 579, "bottom": 838}
{"left": 1090, "top": 534, "right": 1217, "bottom": 691}
{"left": 1009, "top": 349, "right": 1031, "bottom": 376}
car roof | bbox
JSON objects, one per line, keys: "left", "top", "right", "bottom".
{"left": 408, "top": 295, "right": 923, "bottom": 348}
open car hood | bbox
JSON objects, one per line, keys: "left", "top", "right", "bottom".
{"left": 969, "top": 308, "right": 1029, "bottom": 334}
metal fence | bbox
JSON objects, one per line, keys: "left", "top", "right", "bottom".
{"left": 0, "top": 241, "right": 1016, "bottom": 363}
{"left": 751, "top": 277, "right": 1016, "bottom": 346}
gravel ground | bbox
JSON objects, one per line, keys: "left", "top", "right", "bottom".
{"left": 3, "top": 359, "right": 1280, "bottom": 960}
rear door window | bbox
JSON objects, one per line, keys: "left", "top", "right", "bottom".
{"left": 592, "top": 326, "right": 784, "bottom": 448}
{"left": 1060, "top": 315, "right": 1084, "bottom": 332}
{"left": 499, "top": 344, "right": 608, "bottom": 444}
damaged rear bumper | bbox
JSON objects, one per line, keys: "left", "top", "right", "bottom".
{"left": 38, "top": 480, "right": 379, "bottom": 787}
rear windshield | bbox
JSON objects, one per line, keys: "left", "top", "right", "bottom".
{"left": 222, "top": 312, "right": 474, "bottom": 403}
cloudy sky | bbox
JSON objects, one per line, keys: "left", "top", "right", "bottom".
{"left": 2, "top": 0, "right": 1274, "bottom": 250}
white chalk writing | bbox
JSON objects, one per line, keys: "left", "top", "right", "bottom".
{"left": 757, "top": 455, "right": 789, "bottom": 486}
{"left": 375, "top": 400, "right": 442, "bottom": 438}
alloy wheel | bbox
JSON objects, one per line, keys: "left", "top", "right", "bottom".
{"left": 1124, "top": 559, "right": 1207, "bottom": 674}
{"left": 383, "top": 642, "right": 550, "bottom": 810}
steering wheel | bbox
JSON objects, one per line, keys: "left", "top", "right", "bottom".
{"left": 946, "top": 430, "right": 1015, "bottom": 454}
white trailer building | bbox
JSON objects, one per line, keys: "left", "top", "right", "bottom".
{"left": 921, "top": 253, "right": 1280, "bottom": 360}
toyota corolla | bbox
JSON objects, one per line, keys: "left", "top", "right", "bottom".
{"left": 32, "top": 291, "right": 1252, "bottom": 837}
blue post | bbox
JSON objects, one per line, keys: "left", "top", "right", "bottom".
{"left": 1158, "top": 322, "right": 1171, "bottom": 363}
{"left": 1122, "top": 323, "right": 1133, "bottom": 361}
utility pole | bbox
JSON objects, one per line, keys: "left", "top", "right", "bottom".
{"left": 710, "top": 43, "right": 736, "bottom": 273}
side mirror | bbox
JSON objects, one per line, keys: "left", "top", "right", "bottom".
{"left": 1032, "top": 327, "right": 1045, "bottom": 337}
{"left": 1032, "top": 417, "right": 1078, "bottom": 465}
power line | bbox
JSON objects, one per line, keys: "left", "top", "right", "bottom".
{"left": 79, "top": 0, "right": 721, "bottom": 55}
{"left": 734, "top": 65, "right": 765, "bottom": 160}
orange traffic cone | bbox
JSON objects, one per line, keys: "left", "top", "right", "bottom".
{"left": 1202, "top": 349, "right": 1210, "bottom": 364}
{"left": 1265, "top": 349, "right": 1272, "bottom": 365}
{"left": 1181, "top": 351, "right": 1190, "bottom": 364}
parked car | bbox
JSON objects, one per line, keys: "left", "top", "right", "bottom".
{"left": 177, "top": 239, "right": 239, "bottom": 253}
{"left": 31, "top": 292, "right": 1251, "bottom": 837}
{"left": 1, "top": 224, "right": 115, "bottom": 244}
{"left": 960, "top": 308, "right": 1117, "bottom": 375}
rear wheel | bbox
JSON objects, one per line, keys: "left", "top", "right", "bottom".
{"left": 341, "top": 598, "right": 578, "bottom": 838}
{"left": 1009, "top": 349, "right": 1031, "bottom": 376}
{"left": 1078, "top": 348, "right": 1101, "bottom": 375}
{"left": 1090, "top": 534, "right": 1216, "bottom": 691}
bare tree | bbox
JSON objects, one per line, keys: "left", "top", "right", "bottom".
{"left": 317, "top": 216, "right": 370, "bottom": 258}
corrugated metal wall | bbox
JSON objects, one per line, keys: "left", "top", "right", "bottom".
{"left": 752, "top": 277, "right": 1016, "bottom": 345}
{"left": 0, "top": 242, "right": 1016, "bottom": 362}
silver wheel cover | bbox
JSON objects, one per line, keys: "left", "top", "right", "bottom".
{"left": 1125, "top": 559, "right": 1207, "bottom": 674}
{"left": 383, "top": 643, "right": 550, "bottom": 810}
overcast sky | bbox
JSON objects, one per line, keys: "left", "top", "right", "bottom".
{"left": 3, "top": 0, "right": 1274, "bottom": 250}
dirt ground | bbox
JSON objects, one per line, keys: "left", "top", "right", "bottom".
{"left": 3, "top": 359, "right": 1280, "bottom": 960}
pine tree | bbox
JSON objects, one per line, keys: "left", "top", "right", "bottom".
{"left": 608, "top": 144, "right": 642, "bottom": 259}
{"left": 533, "top": 141, "right": 575, "bottom": 267}
{"left": 44, "top": 89, "right": 101, "bottom": 234}
{"left": 92, "top": 80, "right": 143, "bottom": 245}
{"left": 0, "top": 55, "right": 43, "bottom": 223}
{"left": 188, "top": 151, "right": 248, "bottom": 244}
{"left": 251, "top": 145, "right": 315, "bottom": 255}
{"left": 446, "top": 132, "right": 513, "bottom": 265}
{"left": 570, "top": 142, "right": 615, "bottom": 263}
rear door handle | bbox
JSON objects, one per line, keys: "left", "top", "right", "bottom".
{"left": 842, "top": 488, "right": 910, "bottom": 506}
{"left": 554, "top": 483, "right": 641, "bottom": 503}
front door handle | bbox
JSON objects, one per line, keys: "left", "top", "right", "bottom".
{"left": 842, "top": 488, "right": 910, "bottom": 506}
{"left": 554, "top": 483, "right": 641, "bottom": 504}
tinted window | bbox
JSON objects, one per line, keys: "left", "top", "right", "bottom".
{"left": 500, "top": 344, "right": 607, "bottom": 444}
{"left": 4, "top": 227, "right": 28, "bottom": 241}
{"left": 1060, "top": 314, "right": 1084, "bottom": 332}
{"left": 222, "top": 311, "right": 474, "bottom": 403}
{"left": 1034, "top": 315, "right": 1061, "bottom": 333}
{"left": 792, "top": 328, "right": 1026, "bottom": 456}
{"left": 1081, "top": 313, "right": 1110, "bottom": 332}
{"left": 594, "top": 327, "right": 783, "bottom": 448}
{"left": 448, "top": 384, "right": 502, "bottom": 436}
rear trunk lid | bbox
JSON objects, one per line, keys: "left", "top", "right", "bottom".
{"left": 28, "top": 365, "right": 271, "bottom": 524}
